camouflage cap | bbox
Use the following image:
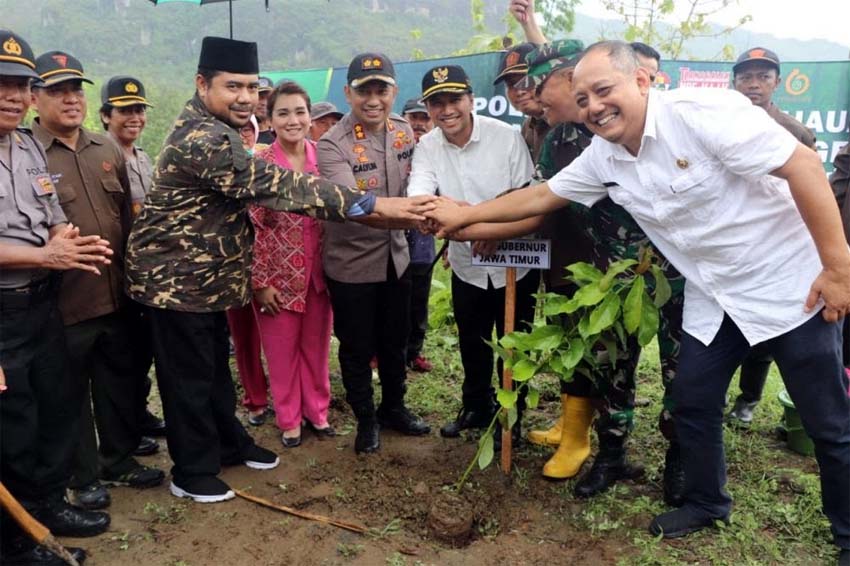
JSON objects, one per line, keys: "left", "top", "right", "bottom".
{"left": 517, "top": 39, "right": 584, "bottom": 91}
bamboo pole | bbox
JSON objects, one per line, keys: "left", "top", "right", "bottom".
{"left": 0, "top": 482, "right": 80, "bottom": 566}
{"left": 234, "top": 490, "right": 368, "bottom": 534}
{"left": 500, "top": 266, "right": 517, "bottom": 476}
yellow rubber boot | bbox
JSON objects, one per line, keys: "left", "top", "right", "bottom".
{"left": 542, "top": 395, "right": 594, "bottom": 480}
{"left": 527, "top": 394, "right": 567, "bottom": 447}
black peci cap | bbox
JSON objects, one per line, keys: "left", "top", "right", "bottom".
{"left": 347, "top": 53, "right": 396, "bottom": 88}
{"left": 0, "top": 29, "right": 39, "bottom": 79}
{"left": 34, "top": 51, "right": 93, "bottom": 88}
{"left": 198, "top": 36, "right": 259, "bottom": 74}
{"left": 421, "top": 65, "right": 472, "bottom": 102}
{"left": 101, "top": 76, "right": 153, "bottom": 108}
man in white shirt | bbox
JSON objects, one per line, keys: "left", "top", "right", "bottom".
{"left": 425, "top": 41, "right": 850, "bottom": 560}
{"left": 407, "top": 65, "right": 540, "bottom": 444}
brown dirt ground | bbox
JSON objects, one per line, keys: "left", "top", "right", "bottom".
{"left": 66, "top": 398, "right": 642, "bottom": 566}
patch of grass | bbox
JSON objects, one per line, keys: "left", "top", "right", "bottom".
{"left": 368, "top": 517, "right": 403, "bottom": 540}
{"left": 385, "top": 553, "right": 406, "bottom": 566}
{"left": 143, "top": 502, "right": 188, "bottom": 525}
{"left": 336, "top": 543, "right": 364, "bottom": 559}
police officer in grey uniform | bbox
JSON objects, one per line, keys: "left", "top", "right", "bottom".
{"left": 318, "top": 53, "right": 431, "bottom": 454}
{"left": 99, "top": 75, "right": 166, "bottom": 453}
{"left": 0, "top": 28, "right": 112, "bottom": 566}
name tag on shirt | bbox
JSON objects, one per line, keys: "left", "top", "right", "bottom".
{"left": 33, "top": 175, "right": 56, "bottom": 196}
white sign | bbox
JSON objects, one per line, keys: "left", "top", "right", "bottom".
{"left": 471, "top": 239, "right": 550, "bottom": 269}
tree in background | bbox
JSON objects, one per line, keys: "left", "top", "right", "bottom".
{"left": 601, "top": 0, "right": 751, "bottom": 59}
{"left": 411, "top": 0, "right": 582, "bottom": 59}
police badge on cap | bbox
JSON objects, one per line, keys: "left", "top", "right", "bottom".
{"left": 0, "top": 29, "right": 39, "bottom": 79}
{"left": 198, "top": 36, "right": 259, "bottom": 74}
{"left": 101, "top": 76, "right": 153, "bottom": 108}
{"left": 421, "top": 65, "right": 472, "bottom": 102}
{"left": 347, "top": 53, "right": 396, "bottom": 88}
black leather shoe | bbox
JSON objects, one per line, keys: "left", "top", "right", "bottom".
{"left": 2, "top": 544, "right": 87, "bottom": 565}
{"left": 663, "top": 444, "right": 686, "bottom": 507}
{"left": 838, "top": 548, "right": 849, "bottom": 566}
{"left": 574, "top": 457, "right": 644, "bottom": 498}
{"left": 305, "top": 420, "right": 336, "bottom": 438}
{"left": 648, "top": 505, "right": 729, "bottom": 538}
{"left": 102, "top": 464, "right": 165, "bottom": 489}
{"left": 35, "top": 498, "right": 110, "bottom": 538}
{"left": 377, "top": 405, "right": 430, "bottom": 436}
{"left": 354, "top": 420, "right": 380, "bottom": 454}
{"left": 139, "top": 410, "right": 166, "bottom": 437}
{"left": 66, "top": 481, "right": 110, "bottom": 510}
{"left": 281, "top": 434, "right": 302, "bottom": 448}
{"left": 134, "top": 435, "right": 159, "bottom": 457}
{"left": 439, "top": 406, "right": 495, "bottom": 438}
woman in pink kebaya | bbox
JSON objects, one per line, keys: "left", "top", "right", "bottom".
{"left": 250, "top": 81, "right": 335, "bottom": 447}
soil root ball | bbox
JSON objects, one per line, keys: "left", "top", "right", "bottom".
{"left": 427, "top": 491, "right": 474, "bottom": 546}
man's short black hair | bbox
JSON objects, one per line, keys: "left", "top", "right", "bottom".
{"left": 196, "top": 66, "right": 222, "bottom": 83}
{"left": 630, "top": 42, "right": 661, "bottom": 64}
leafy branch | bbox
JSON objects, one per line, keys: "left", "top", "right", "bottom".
{"left": 458, "top": 248, "right": 670, "bottom": 485}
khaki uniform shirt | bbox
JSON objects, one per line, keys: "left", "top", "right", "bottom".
{"left": 125, "top": 95, "right": 363, "bottom": 313}
{"left": 119, "top": 139, "right": 154, "bottom": 217}
{"left": 521, "top": 115, "right": 551, "bottom": 164}
{"left": 317, "top": 112, "right": 413, "bottom": 283}
{"left": 766, "top": 103, "right": 816, "bottom": 149}
{"left": 32, "top": 120, "right": 132, "bottom": 326}
{"left": 0, "top": 129, "right": 66, "bottom": 288}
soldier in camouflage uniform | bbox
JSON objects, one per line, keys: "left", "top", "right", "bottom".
{"left": 521, "top": 41, "right": 686, "bottom": 503}
{"left": 125, "top": 37, "right": 434, "bottom": 503}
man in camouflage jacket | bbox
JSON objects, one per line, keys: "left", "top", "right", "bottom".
{"left": 125, "top": 37, "right": 432, "bottom": 503}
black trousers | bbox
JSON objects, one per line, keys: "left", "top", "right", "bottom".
{"left": 451, "top": 271, "right": 539, "bottom": 411}
{"left": 406, "top": 262, "right": 434, "bottom": 361}
{"left": 0, "top": 278, "right": 80, "bottom": 551}
{"left": 326, "top": 261, "right": 410, "bottom": 420}
{"left": 125, "top": 301, "right": 156, "bottom": 423}
{"left": 147, "top": 307, "right": 254, "bottom": 484}
{"left": 736, "top": 342, "right": 773, "bottom": 403}
{"left": 68, "top": 310, "right": 144, "bottom": 487}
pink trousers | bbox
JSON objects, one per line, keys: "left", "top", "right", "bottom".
{"left": 254, "top": 285, "right": 333, "bottom": 431}
{"left": 226, "top": 304, "right": 268, "bottom": 412}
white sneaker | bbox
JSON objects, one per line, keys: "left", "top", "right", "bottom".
{"left": 169, "top": 478, "right": 235, "bottom": 503}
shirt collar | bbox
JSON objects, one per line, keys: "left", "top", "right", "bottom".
{"left": 437, "top": 112, "right": 479, "bottom": 150}
{"left": 31, "top": 118, "right": 99, "bottom": 151}
{"left": 609, "top": 89, "right": 658, "bottom": 162}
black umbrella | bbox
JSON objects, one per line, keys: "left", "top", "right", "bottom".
{"left": 148, "top": 0, "right": 270, "bottom": 39}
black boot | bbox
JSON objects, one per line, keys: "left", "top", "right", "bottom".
{"left": 573, "top": 434, "right": 644, "bottom": 498}
{"left": 663, "top": 443, "right": 686, "bottom": 507}
{"left": 351, "top": 402, "right": 380, "bottom": 454}
{"left": 439, "top": 404, "right": 495, "bottom": 438}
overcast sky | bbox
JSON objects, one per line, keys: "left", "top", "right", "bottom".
{"left": 574, "top": 0, "right": 850, "bottom": 48}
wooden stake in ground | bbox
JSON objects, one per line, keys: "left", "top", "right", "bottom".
{"left": 234, "top": 490, "right": 368, "bottom": 534}
{"left": 0, "top": 482, "right": 80, "bottom": 566}
{"left": 501, "top": 266, "right": 517, "bottom": 477}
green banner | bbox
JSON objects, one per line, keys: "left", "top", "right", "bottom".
{"left": 656, "top": 60, "right": 850, "bottom": 172}
{"left": 267, "top": 53, "right": 850, "bottom": 172}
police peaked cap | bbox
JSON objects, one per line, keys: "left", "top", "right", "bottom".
{"left": 0, "top": 29, "right": 40, "bottom": 79}
{"left": 198, "top": 36, "right": 259, "bottom": 74}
